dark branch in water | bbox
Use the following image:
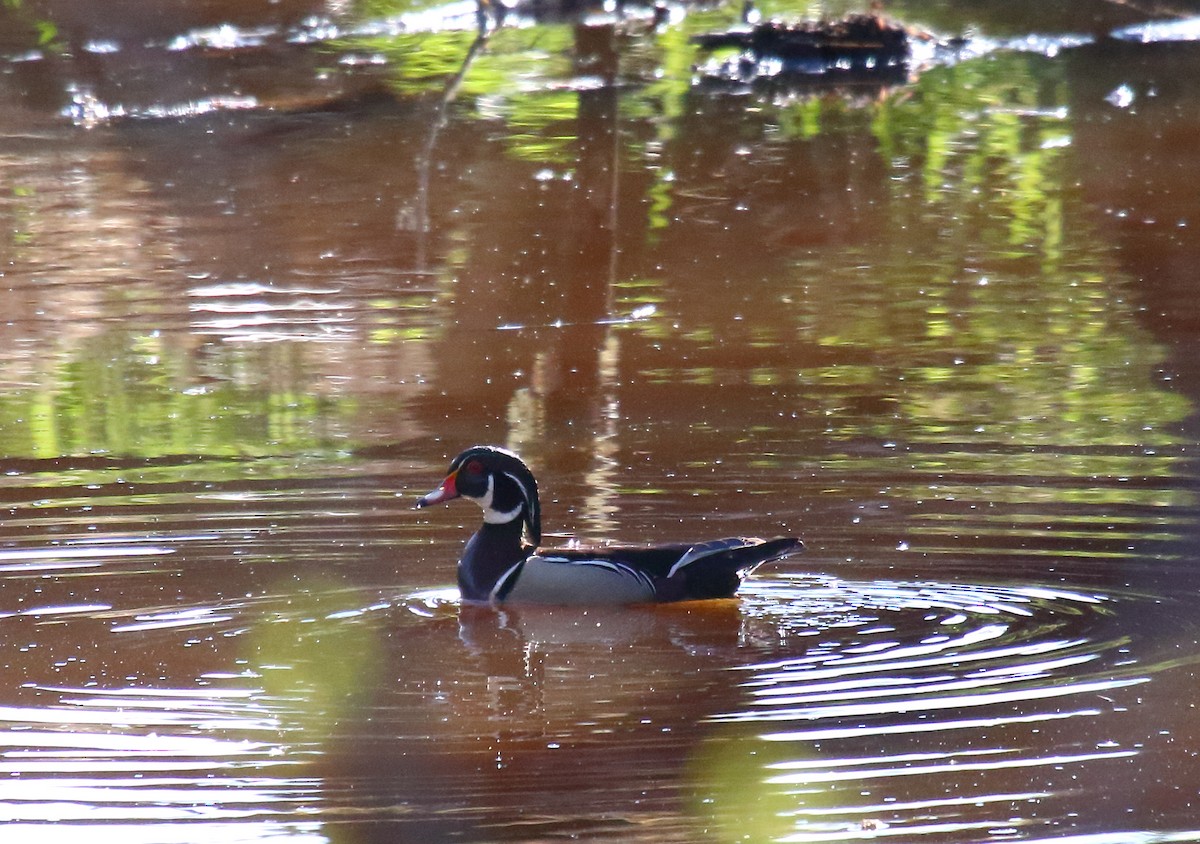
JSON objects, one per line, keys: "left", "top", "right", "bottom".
{"left": 406, "top": 26, "right": 492, "bottom": 269}
{"left": 692, "top": 14, "right": 917, "bottom": 77}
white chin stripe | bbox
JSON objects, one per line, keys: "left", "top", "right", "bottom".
{"left": 475, "top": 474, "right": 524, "bottom": 525}
{"left": 483, "top": 503, "right": 524, "bottom": 524}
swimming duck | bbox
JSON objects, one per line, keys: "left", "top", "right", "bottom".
{"left": 414, "top": 445, "right": 802, "bottom": 604}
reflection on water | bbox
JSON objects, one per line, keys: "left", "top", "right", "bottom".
{"left": 697, "top": 577, "right": 1148, "bottom": 841}
{"left": 3, "top": 0, "right": 1200, "bottom": 840}
{"left": 4, "top": 567, "right": 1198, "bottom": 842}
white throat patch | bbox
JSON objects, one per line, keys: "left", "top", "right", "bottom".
{"left": 476, "top": 474, "right": 524, "bottom": 525}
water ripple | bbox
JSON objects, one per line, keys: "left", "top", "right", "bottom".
{"left": 691, "top": 575, "right": 1163, "bottom": 842}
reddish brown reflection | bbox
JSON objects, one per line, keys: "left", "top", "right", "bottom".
{"left": 2, "top": 2, "right": 1200, "bottom": 841}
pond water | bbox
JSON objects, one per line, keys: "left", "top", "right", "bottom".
{"left": 3, "top": 0, "right": 1200, "bottom": 841}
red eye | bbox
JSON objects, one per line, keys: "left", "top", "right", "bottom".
{"left": 465, "top": 460, "right": 484, "bottom": 475}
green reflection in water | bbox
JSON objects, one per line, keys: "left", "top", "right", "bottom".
{"left": 662, "top": 51, "right": 1186, "bottom": 450}
{"left": 875, "top": 54, "right": 1072, "bottom": 263}
{"left": 800, "top": 260, "right": 1189, "bottom": 448}
{"left": 0, "top": 332, "right": 349, "bottom": 458}
{"left": 688, "top": 730, "right": 830, "bottom": 843}
{"left": 497, "top": 88, "right": 581, "bottom": 164}
{"left": 746, "top": 0, "right": 871, "bottom": 22}
{"left": 0, "top": 0, "right": 62, "bottom": 53}
{"left": 249, "top": 584, "right": 384, "bottom": 746}
{"left": 340, "top": 30, "right": 483, "bottom": 96}
{"left": 0, "top": 13, "right": 1189, "bottom": 487}
{"left": 338, "top": 9, "right": 578, "bottom": 164}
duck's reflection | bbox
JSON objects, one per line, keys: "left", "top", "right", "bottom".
{"left": 453, "top": 599, "right": 748, "bottom": 718}
{"left": 310, "top": 597, "right": 753, "bottom": 842}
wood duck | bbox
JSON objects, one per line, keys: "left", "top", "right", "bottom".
{"left": 415, "top": 445, "right": 803, "bottom": 605}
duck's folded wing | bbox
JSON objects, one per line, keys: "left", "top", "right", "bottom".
{"left": 495, "top": 555, "right": 658, "bottom": 604}
{"left": 542, "top": 537, "right": 797, "bottom": 578}
{"left": 495, "top": 538, "right": 802, "bottom": 604}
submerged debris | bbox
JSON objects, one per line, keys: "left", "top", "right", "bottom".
{"left": 693, "top": 13, "right": 932, "bottom": 82}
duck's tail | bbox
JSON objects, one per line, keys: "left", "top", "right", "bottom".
{"left": 667, "top": 536, "right": 803, "bottom": 600}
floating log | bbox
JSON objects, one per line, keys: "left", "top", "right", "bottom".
{"left": 693, "top": 14, "right": 915, "bottom": 77}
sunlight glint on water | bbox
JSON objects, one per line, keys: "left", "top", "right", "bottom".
{"left": 691, "top": 578, "right": 1158, "bottom": 841}
{"left": 2, "top": 0, "right": 1200, "bottom": 840}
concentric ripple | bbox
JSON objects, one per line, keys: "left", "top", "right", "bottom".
{"left": 690, "top": 574, "right": 1182, "bottom": 843}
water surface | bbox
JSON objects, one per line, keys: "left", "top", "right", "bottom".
{"left": 2, "top": 0, "right": 1200, "bottom": 841}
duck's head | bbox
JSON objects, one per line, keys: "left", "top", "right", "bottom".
{"left": 415, "top": 445, "right": 541, "bottom": 544}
